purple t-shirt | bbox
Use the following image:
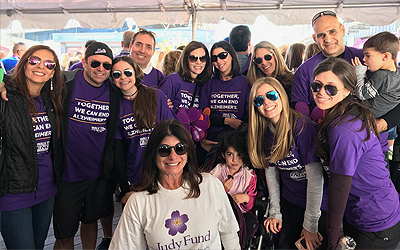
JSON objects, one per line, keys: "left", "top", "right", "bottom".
{"left": 68, "top": 61, "right": 83, "bottom": 71}
{"left": 142, "top": 67, "right": 164, "bottom": 88}
{"left": 62, "top": 71, "right": 110, "bottom": 182}
{"left": 115, "top": 89, "right": 177, "bottom": 184}
{"left": 200, "top": 75, "right": 250, "bottom": 140}
{"left": 327, "top": 116, "right": 400, "bottom": 232}
{"left": 159, "top": 72, "right": 202, "bottom": 114}
{"left": 0, "top": 95, "right": 56, "bottom": 211}
{"left": 292, "top": 47, "right": 364, "bottom": 109}
{"left": 266, "top": 116, "right": 328, "bottom": 210}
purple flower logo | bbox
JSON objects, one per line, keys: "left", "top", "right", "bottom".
{"left": 164, "top": 210, "right": 189, "bottom": 236}
{"left": 177, "top": 107, "right": 210, "bottom": 141}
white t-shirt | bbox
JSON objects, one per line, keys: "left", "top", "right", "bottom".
{"left": 110, "top": 173, "right": 240, "bottom": 250}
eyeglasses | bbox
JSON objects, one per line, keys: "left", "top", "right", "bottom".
{"left": 211, "top": 52, "right": 228, "bottom": 62}
{"left": 90, "top": 60, "right": 112, "bottom": 70}
{"left": 311, "top": 10, "right": 337, "bottom": 26}
{"left": 253, "top": 91, "right": 279, "bottom": 107}
{"left": 310, "top": 81, "right": 342, "bottom": 96}
{"left": 112, "top": 69, "right": 133, "bottom": 79}
{"left": 27, "top": 56, "right": 56, "bottom": 70}
{"left": 138, "top": 28, "right": 156, "bottom": 38}
{"left": 188, "top": 55, "right": 207, "bottom": 63}
{"left": 157, "top": 142, "right": 187, "bottom": 157}
{"left": 253, "top": 54, "right": 273, "bottom": 65}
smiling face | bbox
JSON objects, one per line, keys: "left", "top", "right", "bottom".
{"left": 222, "top": 146, "right": 243, "bottom": 174}
{"left": 156, "top": 135, "right": 188, "bottom": 179}
{"left": 24, "top": 49, "right": 55, "bottom": 87}
{"left": 255, "top": 48, "right": 276, "bottom": 76}
{"left": 188, "top": 48, "right": 207, "bottom": 79}
{"left": 212, "top": 47, "right": 232, "bottom": 78}
{"left": 112, "top": 60, "right": 136, "bottom": 94}
{"left": 255, "top": 83, "right": 282, "bottom": 124}
{"left": 82, "top": 54, "right": 112, "bottom": 87}
{"left": 312, "top": 15, "right": 346, "bottom": 57}
{"left": 130, "top": 33, "right": 155, "bottom": 69}
{"left": 312, "top": 70, "right": 350, "bottom": 110}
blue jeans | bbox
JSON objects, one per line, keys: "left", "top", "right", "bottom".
{"left": 1, "top": 196, "right": 54, "bottom": 249}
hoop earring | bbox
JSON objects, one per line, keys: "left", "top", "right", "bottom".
{"left": 50, "top": 78, "right": 53, "bottom": 91}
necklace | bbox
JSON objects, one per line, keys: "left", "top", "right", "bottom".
{"left": 123, "top": 88, "right": 138, "bottom": 100}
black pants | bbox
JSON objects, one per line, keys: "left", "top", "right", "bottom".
{"left": 278, "top": 196, "right": 327, "bottom": 249}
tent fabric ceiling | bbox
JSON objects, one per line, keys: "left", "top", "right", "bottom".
{"left": 1, "top": 0, "right": 399, "bottom": 29}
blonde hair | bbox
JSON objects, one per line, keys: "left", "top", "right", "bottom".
{"left": 247, "top": 41, "right": 292, "bottom": 86}
{"left": 248, "top": 77, "right": 304, "bottom": 168}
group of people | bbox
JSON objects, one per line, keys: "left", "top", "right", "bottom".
{"left": 0, "top": 8, "right": 400, "bottom": 250}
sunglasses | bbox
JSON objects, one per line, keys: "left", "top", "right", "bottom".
{"left": 211, "top": 52, "right": 228, "bottom": 62}
{"left": 312, "top": 10, "right": 337, "bottom": 25}
{"left": 112, "top": 69, "right": 133, "bottom": 79}
{"left": 253, "top": 54, "right": 273, "bottom": 65}
{"left": 138, "top": 28, "right": 156, "bottom": 38}
{"left": 188, "top": 55, "right": 207, "bottom": 63}
{"left": 157, "top": 142, "right": 187, "bottom": 157}
{"left": 27, "top": 56, "right": 56, "bottom": 70}
{"left": 90, "top": 60, "right": 112, "bottom": 70}
{"left": 310, "top": 81, "right": 341, "bottom": 96}
{"left": 253, "top": 91, "right": 279, "bottom": 107}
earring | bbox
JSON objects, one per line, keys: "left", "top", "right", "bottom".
{"left": 50, "top": 78, "right": 53, "bottom": 91}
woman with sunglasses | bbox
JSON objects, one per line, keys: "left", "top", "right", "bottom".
{"left": 0, "top": 45, "right": 64, "bottom": 249}
{"left": 111, "top": 56, "right": 177, "bottom": 204}
{"left": 199, "top": 41, "right": 251, "bottom": 148}
{"left": 312, "top": 57, "right": 400, "bottom": 249}
{"left": 247, "top": 41, "right": 293, "bottom": 101}
{"left": 159, "top": 41, "right": 212, "bottom": 114}
{"left": 110, "top": 119, "right": 240, "bottom": 249}
{"left": 248, "top": 77, "right": 327, "bottom": 250}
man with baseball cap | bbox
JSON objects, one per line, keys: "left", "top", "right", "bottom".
{"left": 53, "top": 42, "right": 119, "bottom": 249}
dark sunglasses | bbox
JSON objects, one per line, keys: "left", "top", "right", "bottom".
{"left": 90, "top": 60, "right": 112, "bottom": 70}
{"left": 188, "top": 55, "right": 207, "bottom": 63}
{"left": 312, "top": 10, "right": 337, "bottom": 25}
{"left": 253, "top": 91, "right": 279, "bottom": 107}
{"left": 310, "top": 81, "right": 341, "bottom": 96}
{"left": 27, "top": 56, "right": 56, "bottom": 70}
{"left": 112, "top": 69, "right": 133, "bottom": 79}
{"left": 211, "top": 52, "right": 228, "bottom": 62}
{"left": 138, "top": 28, "right": 156, "bottom": 38}
{"left": 253, "top": 54, "right": 273, "bottom": 65}
{"left": 157, "top": 142, "right": 187, "bottom": 157}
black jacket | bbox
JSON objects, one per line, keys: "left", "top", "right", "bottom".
{"left": 0, "top": 79, "right": 62, "bottom": 196}
{"left": 61, "top": 70, "right": 119, "bottom": 180}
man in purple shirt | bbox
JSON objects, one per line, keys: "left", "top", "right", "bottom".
{"left": 1, "top": 42, "right": 26, "bottom": 73}
{"left": 129, "top": 28, "right": 164, "bottom": 87}
{"left": 291, "top": 10, "right": 364, "bottom": 120}
{"left": 115, "top": 30, "right": 135, "bottom": 57}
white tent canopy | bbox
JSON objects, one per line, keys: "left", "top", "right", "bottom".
{"left": 1, "top": 0, "right": 400, "bottom": 29}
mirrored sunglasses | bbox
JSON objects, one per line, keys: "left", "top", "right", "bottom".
{"left": 157, "top": 143, "right": 187, "bottom": 157}
{"left": 188, "top": 55, "right": 207, "bottom": 63}
{"left": 112, "top": 69, "right": 133, "bottom": 79}
{"left": 253, "top": 54, "right": 273, "bottom": 65}
{"left": 211, "top": 52, "right": 228, "bottom": 62}
{"left": 27, "top": 56, "right": 56, "bottom": 70}
{"left": 90, "top": 60, "right": 112, "bottom": 70}
{"left": 253, "top": 91, "right": 279, "bottom": 107}
{"left": 310, "top": 81, "right": 340, "bottom": 96}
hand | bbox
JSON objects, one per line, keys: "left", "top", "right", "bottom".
{"left": 0, "top": 83, "right": 8, "bottom": 101}
{"left": 376, "top": 118, "right": 388, "bottom": 133}
{"left": 167, "top": 98, "right": 173, "bottom": 109}
{"left": 232, "top": 193, "right": 250, "bottom": 204}
{"left": 200, "top": 138, "right": 218, "bottom": 152}
{"left": 223, "top": 178, "right": 233, "bottom": 192}
{"left": 263, "top": 218, "right": 282, "bottom": 234}
{"left": 351, "top": 57, "right": 362, "bottom": 66}
{"left": 224, "top": 117, "right": 242, "bottom": 130}
{"left": 121, "top": 191, "right": 133, "bottom": 204}
{"left": 300, "top": 229, "right": 323, "bottom": 250}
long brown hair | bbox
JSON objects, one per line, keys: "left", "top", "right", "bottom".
{"left": 112, "top": 56, "right": 157, "bottom": 130}
{"left": 10, "top": 45, "right": 64, "bottom": 137}
{"left": 313, "top": 58, "right": 379, "bottom": 163}
{"left": 133, "top": 119, "right": 203, "bottom": 198}
{"left": 248, "top": 77, "right": 305, "bottom": 168}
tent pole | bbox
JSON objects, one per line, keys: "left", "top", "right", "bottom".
{"left": 191, "top": 10, "right": 196, "bottom": 41}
